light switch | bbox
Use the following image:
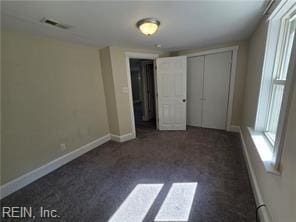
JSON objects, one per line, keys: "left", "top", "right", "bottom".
{"left": 122, "top": 87, "right": 129, "bottom": 94}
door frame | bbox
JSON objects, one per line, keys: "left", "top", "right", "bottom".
{"left": 125, "top": 52, "right": 159, "bottom": 137}
{"left": 185, "top": 46, "right": 239, "bottom": 132}
{"left": 141, "top": 60, "right": 155, "bottom": 121}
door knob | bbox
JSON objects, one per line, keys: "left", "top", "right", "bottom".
{"left": 182, "top": 99, "right": 186, "bottom": 102}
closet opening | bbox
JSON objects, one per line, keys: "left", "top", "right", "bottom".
{"left": 187, "top": 51, "right": 232, "bottom": 130}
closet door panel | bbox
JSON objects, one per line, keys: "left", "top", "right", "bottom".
{"left": 187, "top": 56, "right": 204, "bottom": 127}
{"left": 202, "top": 52, "right": 232, "bottom": 129}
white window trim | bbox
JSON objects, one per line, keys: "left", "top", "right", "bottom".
{"left": 252, "top": 0, "right": 296, "bottom": 174}
{"left": 248, "top": 127, "right": 280, "bottom": 175}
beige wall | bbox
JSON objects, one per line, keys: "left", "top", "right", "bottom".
{"left": 99, "top": 47, "right": 120, "bottom": 134}
{"left": 109, "top": 47, "right": 133, "bottom": 135}
{"left": 1, "top": 29, "right": 109, "bottom": 185}
{"left": 241, "top": 19, "right": 296, "bottom": 222}
{"left": 99, "top": 47, "right": 132, "bottom": 135}
{"left": 176, "top": 40, "right": 249, "bottom": 126}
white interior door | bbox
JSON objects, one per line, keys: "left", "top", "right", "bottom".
{"left": 187, "top": 56, "right": 204, "bottom": 127}
{"left": 202, "top": 52, "right": 232, "bottom": 129}
{"left": 156, "top": 56, "right": 187, "bottom": 130}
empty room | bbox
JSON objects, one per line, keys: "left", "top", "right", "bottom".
{"left": 1, "top": 0, "right": 296, "bottom": 222}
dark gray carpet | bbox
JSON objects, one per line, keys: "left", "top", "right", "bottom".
{"left": 1, "top": 127, "right": 256, "bottom": 222}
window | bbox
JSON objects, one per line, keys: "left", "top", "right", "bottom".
{"left": 251, "top": 1, "right": 296, "bottom": 173}
{"left": 265, "top": 15, "right": 296, "bottom": 145}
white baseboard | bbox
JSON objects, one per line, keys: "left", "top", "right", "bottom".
{"left": 0, "top": 130, "right": 136, "bottom": 199}
{"left": 0, "top": 134, "right": 111, "bottom": 199}
{"left": 239, "top": 127, "right": 272, "bottom": 222}
{"left": 228, "top": 125, "right": 241, "bottom": 132}
{"left": 110, "top": 132, "right": 135, "bottom": 142}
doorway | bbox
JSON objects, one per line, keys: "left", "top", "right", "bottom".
{"left": 129, "top": 59, "right": 156, "bottom": 136}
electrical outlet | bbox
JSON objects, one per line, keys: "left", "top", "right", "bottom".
{"left": 60, "top": 143, "right": 66, "bottom": 151}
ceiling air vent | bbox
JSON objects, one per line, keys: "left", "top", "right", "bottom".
{"left": 40, "top": 18, "right": 72, "bottom": 30}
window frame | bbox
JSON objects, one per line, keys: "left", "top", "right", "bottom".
{"left": 253, "top": 0, "right": 296, "bottom": 173}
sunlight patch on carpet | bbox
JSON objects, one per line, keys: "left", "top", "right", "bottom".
{"left": 108, "top": 184, "right": 163, "bottom": 222}
{"left": 154, "top": 182, "right": 198, "bottom": 222}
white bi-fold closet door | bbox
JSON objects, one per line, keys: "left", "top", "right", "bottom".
{"left": 187, "top": 51, "right": 232, "bottom": 130}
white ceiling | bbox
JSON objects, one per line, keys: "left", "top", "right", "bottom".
{"left": 1, "top": 1, "right": 267, "bottom": 52}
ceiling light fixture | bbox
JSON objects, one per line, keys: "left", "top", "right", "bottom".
{"left": 136, "top": 18, "right": 160, "bottom": 36}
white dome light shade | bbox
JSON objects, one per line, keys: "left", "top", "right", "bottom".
{"left": 137, "top": 18, "right": 160, "bottom": 36}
